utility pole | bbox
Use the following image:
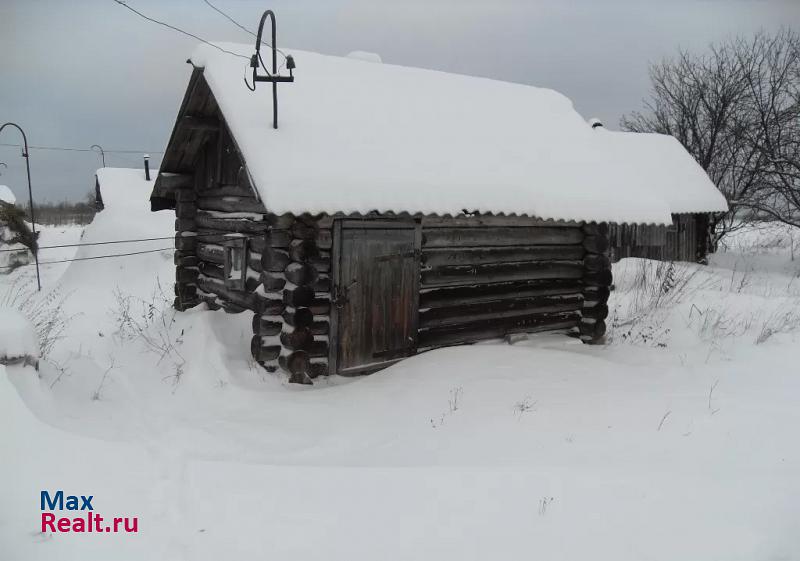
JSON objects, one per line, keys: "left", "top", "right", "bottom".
{"left": 0, "top": 123, "right": 41, "bottom": 291}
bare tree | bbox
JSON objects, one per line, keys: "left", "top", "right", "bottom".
{"left": 622, "top": 29, "right": 800, "bottom": 245}
{"left": 734, "top": 30, "right": 800, "bottom": 227}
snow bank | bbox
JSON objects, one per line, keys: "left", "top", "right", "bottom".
{"left": 0, "top": 184, "right": 16, "bottom": 205}
{"left": 346, "top": 50, "right": 382, "bottom": 63}
{"left": 191, "top": 43, "right": 727, "bottom": 225}
{"left": 0, "top": 307, "right": 39, "bottom": 365}
{"left": 57, "top": 168, "right": 175, "bottom": 353}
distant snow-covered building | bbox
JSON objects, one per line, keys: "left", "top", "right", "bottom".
{"left": 0, "top": 184, "right": 17, "bottom": 206}
{"left": 150, "top": 43, "right": 727, "bottom": 383}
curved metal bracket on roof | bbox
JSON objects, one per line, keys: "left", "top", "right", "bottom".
{"left": 249, "top": 10, "right": 295, "bottom": 130}
{"left": 0, "top": 162, "right": 6, "bottom": 175}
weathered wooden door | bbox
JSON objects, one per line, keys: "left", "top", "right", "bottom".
{"left": 331, "top": 220, "right": 420, "bottom": 376}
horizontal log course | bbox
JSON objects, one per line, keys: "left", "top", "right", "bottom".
{"left": 423, "top": 245, "right": 585, "bottom": 268}
{"left": 198, "top": 261, "right": 224, "bottom": 280}
{"left": 281, "top": 311, "right": 329, "bottom": 334}
{"left": 196, "top": 243, "right": 223, "bottom": 264}
{"left": 583, "top": 286, "right": 611, "bottom": 306}
{"left": 252, "top": 315, "right": 282, "bottom": 336}
{"left": 261, "top": 248, "right": 291, "bottom": 272}
{"left": 291, "top": 221, "right": 318, "bottom": 240}
{"left": 289, "top": 239, "right": 320, "bottom": 263}
{"left": 197, "top": 184, "right": 264, "bottom": 200}
{"left": 175, "top": 234, "right": 197, "bottom": 251}
{"left": 197, "top": 196, "right": 266, "bottom": 214}
{"left": 175, "top": 202, "right": 197, "bottom": 219}
{"left": 584, "top": 253, "right": 611, "bottom": 272}
{"left": 579, "top": 319, "right": 607, "bottom": 342}
{"left": 250, "top": 336, "right": 281, "bottom": 362}
{"left": 283, "top": 285, "right": 316, "bottom": 307}
{"left": 193, "top": 230, "right": 229, "bottom": 245}
{"left": 173, "top": 296, "right": 200, "bottom": 311}
{"left": 182, "top": 115, "right": 219, "bottom": 133}
{"left": 313, "top": 276, "right": 331, "bottom": 293}
{"left": 581, "top": 303, "right": 609, "bottom": 321}
{"left": 583, "top": 235, "right": 609, "bottom": 254}
{"left": 422, "top": 227, "right": 583, "bottom": 248}
{"left": 174, "top": 282, "right": 197, "bottom": 298}
{"left": 175, "top": 218, "right": 196, "bottom": 232}
{"left": 285, "top": 263, "right": 319, "bottom": 286}
{"left": 418, "top": 311, "right": 581, "bottom": 348}
{"left": 305, "top": 340, "right": 328, "bottom": 359}
{"left": 312, "top": 255, "right": 331, "bottom": 274}
{"left": 175, "top": 267, "right": 199, "bottom": 284}
{"left": 174, "top": 188, "right": 196, "bottom": 202}
{"left": 283, "top": 307, "right": 314, "bottom": 328}
{"left": 583, "top": 269, "right": 613, "bottom": 287}
{"left": 159, "top": 174, "right": 193, "bottom": 191}
{"left": 197, "top": 275, "right": 267, "bottom": 313}
{"left": 195, "top": 213, "right": 270, "bottom": 235}
{"left": 420, "top": 279, "right": 584, "bottom": 309}
{"left": 266, "top": 229, "right": 292, "bottom": 248}
{"left": 196, "top": 291, "right": 221, "bottom": 311}
{"left": 308, "top": 298, "right": 331, "bottom": 316}
{"left": 261, "top": 272, "right": 287, "bottom": 291}
{"left": 174, "top": 253, "right": 198, "bottom": 267}
{"left": 280, "top": 327, "right": 314, "bottom": 351}
{"left": 222, "top": 301, "right": 248, "bottom": 314}
{"left": 420, "top": 295, "right": 584, "bottom": 329}
{"left": 422, "top": 261, "right": 584, "bottom": 288}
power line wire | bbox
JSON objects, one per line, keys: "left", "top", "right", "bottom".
{"left": 0, "top": 231, "right": 266, "bottom": 253}
{"left": 111, "top": 0, "right": 249, "bottom": 60}
{"left": 0, "top": 247, "right": 173, "bottom": 270}
{"left": 202, "top": 0, "right": 255, "bottom": 37}
{"left": 0, "top": 142, "right": 163, "bottom": 155}
{"left": 201, "top": 0, "right": 288, "bottom": 63}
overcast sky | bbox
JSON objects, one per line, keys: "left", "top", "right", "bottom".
{"left": 1, "top": 0, "right": 798, "bottom": 203}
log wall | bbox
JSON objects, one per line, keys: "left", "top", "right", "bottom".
{"left": 417, "top": 219, "right": 589, "bottom": 349}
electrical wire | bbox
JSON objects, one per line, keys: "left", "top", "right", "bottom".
{"left": 0, "top": 230, "right": 267, "bottom": 253}
{"left": 202, "top": 0, "right": 255, "bottom": 37}
{"left": 0, "top": 143, "right": 164, "bottom": 154}
{"left": 111, "top": 0, "right": 249, "bottom": 60}
{"left": 0, "top": 247, "right": 173, "bottom": 270}
{"left": 200, "top": 0, "right": 289, "bottom": 62}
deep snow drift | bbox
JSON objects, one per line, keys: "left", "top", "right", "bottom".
{"left": 1, "top": 191, "right": 799, "bottom": 560}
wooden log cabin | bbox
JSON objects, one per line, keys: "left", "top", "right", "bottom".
{"left": 150, "top": 44, "right": 727, "bottom": 383}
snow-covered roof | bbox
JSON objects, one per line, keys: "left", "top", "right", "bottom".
{"left": 190, "top": 43, "right": 727, "bottom": 225}
{"left": 0, "top": 185, "right": 16, "bottom": 205}
{"left": 97, "top": 168, "right": 156, "bottom": 208}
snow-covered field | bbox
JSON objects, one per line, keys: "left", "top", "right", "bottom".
{"left": 2, "top": 191, "right": 799, "bottom": 559}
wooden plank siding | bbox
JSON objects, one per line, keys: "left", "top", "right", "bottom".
{"left": 608, "top": 214, "right": 704, "bottom": 263}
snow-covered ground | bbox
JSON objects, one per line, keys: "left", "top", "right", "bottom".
{"left": 2, "top": 201, "right": 799, "bottom": 559}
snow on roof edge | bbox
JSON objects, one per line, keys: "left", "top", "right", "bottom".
{"left": 187, "top": 43, "right": 727, "bottom": 226}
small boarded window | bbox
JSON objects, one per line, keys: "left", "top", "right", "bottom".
{"left": 223, "top": 236, "right": 247, "bottom": 290}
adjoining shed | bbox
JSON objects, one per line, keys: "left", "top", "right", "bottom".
{"left": 587, "top": 120, "right": 722, "bottom": 263}
{"left": 150, "top": 43, "right": 727, "bottom": 383}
